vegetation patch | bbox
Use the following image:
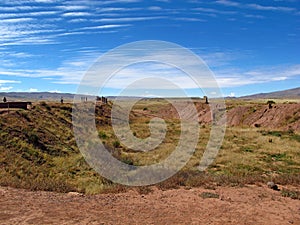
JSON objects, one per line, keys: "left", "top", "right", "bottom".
{"left": 241, "top": 146, "right": 254, "bottom": 153}
{"left": 259, "top": 130, "right": 300, "bottom": 143}
{"left": 281, "top": 188, "right": 300, "bottom": 200}
{"left": 200, "top": 192, "right": 219, "bottom": 199}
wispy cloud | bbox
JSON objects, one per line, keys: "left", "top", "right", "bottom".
{"left": 67, "top": 18, "right": 88, "bottom": 23}
{"left": 0, "top": 79, "right": 21, "bottom": 91}
{"left": 56, "top": 5, "right": 89, "bottom": 11}
{"left": 216, "top": 0, "right": 297, "bottom": 13}
{"left": 0, "top": 79, "right": 21, "bottom": 84}
{"left": 0, "top": 24, "right": 62, "bottom": 46}
{"left": 247, "top": 4, "right": 296, "bottom": 12}
{"left": 173, "top": 17, "right": 206, "bottom": 22}
{"left": 96, "top": 7, "right": 142, "bottom": 12}
{"left": 0, "top": 11, "right": 59, "bottom": 19}
{"left": 0, "top": 7, "right": 64, "bottom": 47}
{"left": 78, "top": 24, "right": 131, "bottom": 30}
{"left": 92, "top": 16, "right": 165, "bottom": 23}
{"left": 27, "top": 11, "right": 59, "bottom": 16}
{"left": 43, "top": 46, "right": 300, "bottom": 90}
{"left": 2, "top": 44, "right": 299, "bottom": 91}
{"left": 214, "top": 64, "right": 300, "bottom": 87}
{"left": 0, "top": 5, "right": 44, "bottom": 12}
{"left": 0, "top": 86, "right": 13, "bottom": 91}
{"left": 148, "top": 6, "right": 162, "bottom": 11}
{"left": 243, "top": 14, "right": 265, "bottom": 19}
{"left": 1, "top": 18, "right": 35, "bottom": 23}
{"left": 0, "top": 50, "right": 100, "bottom": 88}
{"left": 62, "top": 12, "right": 93, "bottom": 17}
{"left": 216, "top": 0, "right": 240, "bottom": 7}
{"left": 98, "top": 0, "right": 142, "bottom": 4}
{"left": 194, "top": 7, "right": 237, "bottom": 15}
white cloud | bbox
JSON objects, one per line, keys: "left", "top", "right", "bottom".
{"left": 0, "top": 16, "right": 62, "bottom": 46}
{"left": 0, "top": 5, "right": 43, "bottom": 12}
{"left": 272, "top": 76, "right": 287, "bottom": 81}
{"left": 56, "top": 5, "right": 89, "bottom": 11}
{"left": 216, "top": 0, "right": 297, "bottom": 13}
{"left": 0, "top": 86, "right": 13, "bottom": 91}
{"left": 247, "top": 4, "right": 295, "bottom": 12}
{"left": 0, "top": 80, "right": 19, "bottom": 91}
{"left": 2, "top": 18, "right": 35, "bottom": 23}
{"left": 33, "top": 0, "right": 57, "bottom": 3}
{"left": 194, "top": 7, "right": 237, "bottom": 15}
{"left": 200, "top": 51, "right": 239, "bottom": 68}
{"left": 8, "top": 52, "right": 33, "bottom": 58}
{"left": 0, "top": 50, "right": 100, "bottom": 89}
{"left": 216, "top": 0, "right": 240, "bottom": 7}
{"left": 99, "top": 0, "right": 142, "bottom": 4}
{"left": 79, "top": 24, "right": 131, "bottom": 30}
{"left": 67, "top": 18, "right": 88, "bottom": 23}
{"left": 148, "top": 6, "right": 162, "bottom": 11}
{"left": 214, "top": 64, "right": 300, "bottom": 87}
{"left": 92, "top": 16, "right": 165, "bottom": 23}
{"left": 0, "top": 11, "right": 58, "bottom": 19}
{"left": 28, "top": 88, "right": 38, "bottom": 92}
{"left": 244, "top": 14, "right": 265, "bottom": 19}
{"left": 48, "top": 90, "right": 61, "bottom": 93}
{"left": 62, "top": 12, "right": 92, "bottom": 17}
{"left": 1, "top": 47, "right": 299, "bottom": 91}
{"left": 173, "top": 17, "right": 206, "bottom": 22}
{"left": 0, "top": 79, "right": 21, "bottom": 84}
{"left": 27, "top": 11, "right": 59, "bottom": 16}
{"left": 96, "top": 7, "right": 141, "bottom": 12}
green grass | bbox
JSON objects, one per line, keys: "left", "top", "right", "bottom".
{"left": 260, "top": 130, "right": 300, "bottom": 143}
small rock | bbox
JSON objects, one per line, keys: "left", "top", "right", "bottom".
{"left": 267, "top": 181, "right": 279, "bottom": 191}
{"left": 67, "top": 192, "right": 84, "bottom": 197}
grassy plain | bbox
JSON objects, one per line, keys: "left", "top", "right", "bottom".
{"left": 0, "top": 99, "right": 299, "bottom": 194}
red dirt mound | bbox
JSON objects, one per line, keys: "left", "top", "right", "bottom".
{"left": 226, "top": 103, "right": 300, "bottom": 131}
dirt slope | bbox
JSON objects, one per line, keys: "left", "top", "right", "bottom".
{"left": 153, "top": 101, "right": 300, "bottom": 131}
{"left": 226, "top": 103, "right": 300, "bottom": 131}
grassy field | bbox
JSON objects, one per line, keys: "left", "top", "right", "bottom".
{"left": 0, "top": 99, "right": 299, "bottom": 194}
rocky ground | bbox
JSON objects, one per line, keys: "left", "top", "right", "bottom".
{"left": 1, "top": 184, "right": 299, "bottom": 225}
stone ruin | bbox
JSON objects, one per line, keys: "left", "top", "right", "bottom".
{"left": 96, "top": 96, "right": 108, "bottom": 104}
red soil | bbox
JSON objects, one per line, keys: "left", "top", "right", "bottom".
{"left": 1, "top": 185, "right": 299, "bottom": 225}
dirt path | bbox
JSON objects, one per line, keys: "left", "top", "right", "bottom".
{"left": 1, "top": 185, "right": 299, "bottom": 225}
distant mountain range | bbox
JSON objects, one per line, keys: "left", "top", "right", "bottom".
{"left": 0, "top": 92, "right": 75, "bottom": 102}
{"left": 1, "top": 87, "right": 300, "bottom": 101}
{"left": 240, "top": 87, "right": 300, "bottom": 99}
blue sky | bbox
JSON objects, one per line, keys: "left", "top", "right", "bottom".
{"left": 0, "top": 0, "right": 299, "bottom": 97}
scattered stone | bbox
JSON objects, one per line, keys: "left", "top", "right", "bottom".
{"left": 267, "top": 181, "right": 279, "bottom": 191}
{"left": 67, "top": 192, "right": 84, "bottom": 197}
